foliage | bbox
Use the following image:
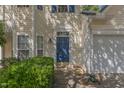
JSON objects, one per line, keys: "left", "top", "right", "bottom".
{"left": 0, "top": 21, "right": 6, "bottom": 46}
{"left": 0, "top": 56, "right": 54, "bottom": 88}
{"left": 82, "top": 5, "right": 99, "bottom": 12}
{"left": 86, "top": 74, "right": 101, "bottom": 85}
{"left": 1, "top": 57, "right": 18, "bottom": 67}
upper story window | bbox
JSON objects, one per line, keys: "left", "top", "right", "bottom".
{"left": 37, "top": 5, "right": 43, "bottom": 11}
{"left": 69, "top": 5, "right": 75, "bottom": 12}
{"left": 52, "top": 5, "right": 75, "bottom": 13}
{"left": 58, "top": 5, "right": 68, "bottom": 12}
{"left": 17, "top": 5, "right": 29, "bottom": 8}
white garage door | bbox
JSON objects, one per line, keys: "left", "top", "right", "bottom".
{"left": 93, "top": 35, "right": 124, "bottom": 73}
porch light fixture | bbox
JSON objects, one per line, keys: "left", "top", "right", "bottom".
{"left": 48, "top": 38, "right": 53, "bottom": 44}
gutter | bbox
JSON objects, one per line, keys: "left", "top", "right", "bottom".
{"left": 81, "top": 11, "right": 96, "bottom": 16}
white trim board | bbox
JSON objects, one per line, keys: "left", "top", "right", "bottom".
{"left": 0, "top": 47, "right": 2, "bottom": 60}
{"left": 93, "top": 30, "right": 124, "bottom": 35}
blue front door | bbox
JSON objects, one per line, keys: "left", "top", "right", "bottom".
{"left": 56, "top": 37, "right": 69, "bottom": 62}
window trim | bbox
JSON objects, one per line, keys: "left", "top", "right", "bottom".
{"left": 36, "top": 35, "right": 44, "bottom": 56}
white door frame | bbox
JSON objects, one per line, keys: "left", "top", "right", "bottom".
{"left": 55, "top": 22, "right": 72, "bottom": 63}
{"left": 0, "top": 47, "right": 2, "bottom": 60}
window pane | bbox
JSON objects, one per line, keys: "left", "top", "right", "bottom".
{"left": 57, "top": 32, "right": 69, "bottom": 36}
{"left": 69, "top": 5, "right": 75, "bottom": 12}
{"left": 37, "top": 36, "right": 43, "bottom": 49}
{"left": 37, "top": 5, "right": 43, "bottom": 10}
{"left": 37, "top": 50, "right": 43, "bottom": 56}
{"left": 17, "top": 5, "right": 29, "bottom": 8}
{"left": 37, "top": 36, "right": 43, "bottom": 56}
{"left": 18, "top": 35, "right": 29, "bottom": 49}
{"left": 58, "top": 5, "right": 68, "bottom": 12}
{"left": 18, "top": 50, "right": 29, "bottom": 59}
{"left": 52, "top": 5, "right": 57, "bottom": 13}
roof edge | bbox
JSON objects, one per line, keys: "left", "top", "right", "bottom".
{"left": 99, "top": 5, "right": 108, "bottom": 12}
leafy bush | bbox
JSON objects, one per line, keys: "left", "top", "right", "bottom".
{"left": 1, "top": 57, "right": 18, "bottom": 67}
{"left": 0, "top": 56, "right": 54, "bottom": 88}
{"left": 0, "top": 21, "right": 6, "bottom": 46}
{"left": 82, "top": 5, "right": 99, "bottom": 12}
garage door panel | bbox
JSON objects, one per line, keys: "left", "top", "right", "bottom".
{"left": 93, "top": 35, "right": 124, "bottom": 73}
{"left": 114, "top": 38, "right": 124, "bottom": 73}
{"left": 93, "top": 36, "right": 114, "bottom": 73}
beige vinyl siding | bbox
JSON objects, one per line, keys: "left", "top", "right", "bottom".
{"left": 2, "top": 5, "right": 89, "bottom": 66}
{"left": 91, "top": 6, "right": 124, "bottom": 31}
{"left": 34, "top": 5, "right": 86, "bottom": 63}
{"left": 3, "top": 6, "right": 33, "bottom": 58}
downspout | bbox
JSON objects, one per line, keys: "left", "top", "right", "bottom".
{"left": 84, "top": 16, "right": 93, "bottom": 73}
{"left": 81, "top": 11, "right": 96, "bottom": 73}
{"left": 88, "top": 16, "right": 93, "bottom": 73}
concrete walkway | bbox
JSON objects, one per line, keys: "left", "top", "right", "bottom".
{"left": 54, "top": 63, "right": 124, "bottom": 88}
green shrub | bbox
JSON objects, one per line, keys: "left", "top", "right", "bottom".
{"left": 1, "top": 57, "right": 18, "bottom": 67}
{"left": 0, "top": 56, "right": 54, "bottom": 88}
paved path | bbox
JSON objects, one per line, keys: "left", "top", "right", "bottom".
{"left": 54, "top": 63, "right": 124, "bottom": 88}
